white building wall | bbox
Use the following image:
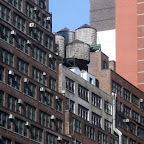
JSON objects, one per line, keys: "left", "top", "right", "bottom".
{"left": 97, "top": 29, "right": 116, "bottom": 61}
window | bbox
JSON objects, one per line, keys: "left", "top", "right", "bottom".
{"left": 0, "top": 111, "right": 11, "bottom": 130}
{"left": 46, "top": 132, "right": 57, "bottom": 144}
{"left": 16, "top": 35, "right": 29, "bottom": 55}
{"left": 31, "top": 125, "right": 43, "bottom": 143}
{"left": 33, "top": 45, "right": 46, "bottom": 65}
{"left": 103, "top": 61, "right": 107, "bottom": 69}
{"left": 117, "top": 101, "right": 123, "bottom": 112}
{"left": 39, "top": 110, "right": 52, "bottom": 129}
{"left": 42, "top": 14, "right": 50, "bottom": 30}
{"left": 122, "top": 135, "right": 128, "bottom": 144}
{"left": 123, "top": 105, "right": 131, "bottom": 117}
{"left": 0, "top": 3, "right": 10, "bottom": 22}
{"left": 39, "top": 90, "right": 53, "bottom": 107}
{"left": 110, "top": 138, "right": 118, "bottom": 144}
{"left": 29, "top": 27, "right": 43, "bottom": 44}
{"left": 70, "top": 100, "right": 75, "bottom": 113}
{"left": 0, "top": 49, "right": 13, "bottom": 66}
{"left": 129, "top": 122, "right": 136, "bottom": 135}
{"left": 32, "top": 67, "right": 46, "bottom": 85}
{"left": 46, "top": 35, "right": 53, "bottom": 50}
{"left": 132, "top": 111, "right": 139, "bottom": 122}
{"left": 92, "top": 112, "right": 101, "bottom": 128}
{"left": 141, "top": 116, "right": 144, "bottom": 126}
{"left": 8, "top": 95, "right": 20, "bottom": 113}
{"left": 72, "top": 118, "right": 81, "bottom": 134}
{"left": 49, "top": 56, "right": 56, "bottom": 71}
{"left": 78, "top": 104, "right": 89, "bottom": 121}
{"left": 15, "top": 118, "right": 28, "bottom": 137}
{"left": 98, "top": 131, "right": 108, "bottom": 144}
{"left": 8, "top": 72, "right": 21, "bottom": 90}
{"left": 141, "top": 102, "right": 144, "bottom": 111}
{"left": 104, "top": 101, "right": 112, "bottom": 115}
{"left": 24, "top": 103, "right": 36, "bottom": 121}
{"left": 24, "top": 81, "right": 36, "bottom": 98}
{"left": 1, "top": 136, "right": 11, "bottom": 144}
{"left": 92, "top": 93, "right": 102, "bottom": 109}
{"left": 39, "top": 0, "right": 46, "bottom": 10}
{"left": 25, "top": 2, "right": 40, "bottom": 23}
{"left": 65, "top": 98, "right": 75, "bottom": 113}
{"left": 0, "top": 25, "right": 13, "bottom": 45}
{"left": 123, "top": 88, "right": 131, "bottom": 102}
{"left": 84, "top": 124, "right": 95, "bottom": 140}
{"left": 78, "top": 84, "right": 89, "bottom": 102}
{"left": 117, "top": 115, "right": 128, "bottom": 131}
{"left": 9, "top": 0, "right": 22, "bottom": 11}
{"left": 0, "top": 66, "right": 4, "bottom": 82}
{"left": 17, "top": 58, "right": 29, "bottom": 75}
{"left": 132, "top": 95, "right": 139, "bottom": 107}
{"left": 56, "top": 119, "right": 63, "bottom": 133}
{"left": 49, "top": 77, "right": 56, "bottom": 91}
{"left": 56, "top": 97, "right": 62, "bottom": 112}
{"left": 138, "top": 127, "right": 144, "bottom": 139}
{"left": 13, "top": 13, "right": 25, "bottom": 32}
{"left": 112, "top": 81, "right": 122, "bottom": 96}
{"left": 66, "top": 77, "right": 74, "bottom": 93}
{"left": 129, "top": 139, "right": 136, "bottom": 144}
{"left": 104, "top": 119, "right": 112, "bottom": 133}
{"left": 0, "top": 90, "right": 4, "bottom": 106}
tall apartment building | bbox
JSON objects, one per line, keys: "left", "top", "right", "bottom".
{"left": 0, "top": 0, "right": 73, "bottom": 143}
{"left": 116, "top": 0, "right": 144, "bottom": 92}
{"left": 88, "top": 51, "right": 144, "bottom": 144}
{"left": 89, "top": 0, "right": 116, "bottom": 61}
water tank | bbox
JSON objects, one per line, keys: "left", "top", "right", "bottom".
{"left": 66, "top": 40, "right": 90, "bottom": 63}
{"left": 57, "top": 27, "right": 75, "bottom": 45}
{"left": 75, "top": 24, "right": 97, "bottom": 46}
{"left": 55, "top": 33, "right": 65, "bottom": 58}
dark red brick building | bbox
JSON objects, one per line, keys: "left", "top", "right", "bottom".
{"left": 88, "top": 51, "right": 144, "bottom": 144}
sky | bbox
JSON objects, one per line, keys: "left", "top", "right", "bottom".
{"left": 49, "top": 0, "right": 89, "bottom": 32}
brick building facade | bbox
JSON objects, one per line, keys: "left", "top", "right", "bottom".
{"left": 88, "top": 51, "right": 144, "bottom": 144}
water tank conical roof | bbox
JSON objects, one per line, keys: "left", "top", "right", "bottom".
{"left": 76, "top": 24, "right": 96, "bottom": 30}
{"left": 75, "top": 24, "right": 97, "bottom": 46}
{"left": 57, "top": 27, "right": 75, "bottom": 45}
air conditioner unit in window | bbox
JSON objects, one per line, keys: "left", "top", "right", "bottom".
{"left": 61, "top": 90, "right": 65, "bottom": 94}
{"left": 57, "top": 136, "right": 62, "bottom": 141}
{"left": 50, "top": 115, "right": 55, "bottom": 120}
{"left": 8, "top": 114, "right": 14, "bottom": 120}
{"left": 25, "top": 122, "right": 31, "bottom": 127}
{"left": 29, "top": 23, "right": 36, "bottom": 28}
{"left": 18, "top": 99, "right": 23, "bottom": 104}
{"left": 46, "top": 17, "right": 51, "bottom": 21}
{"left": 11, "top": 30, "right": 16, "bottom": 36}
{"left": 40, "top": 87, "right": 45, "bottom": 92}
{"left": 8, "top": 70, "right": 14, "bottom": 75}
{"left": 49, "top": 54, "right": 52, "bottom": 58}
{"left": 140, "top": 99, "right": 143, "bottom": 102}
{"left": 43, "top": 72, "right": 47, "bottom": 76}
{"left": 55, "top": 52, "right": 58, "bottom": 55}
{"left": 27, "top": 40, "right": 31, "bottom": 46}
{"left": 55, "top": 96, "right": 59, "bottom": 100}
{"left": 123, "top": 119, "right": 129, "bottom": 123}
{"left": 33, "top": 7, "right": 38, "bottom": 12}
{"left": 24, "top": 78, "right": 29, "bottom": 83}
